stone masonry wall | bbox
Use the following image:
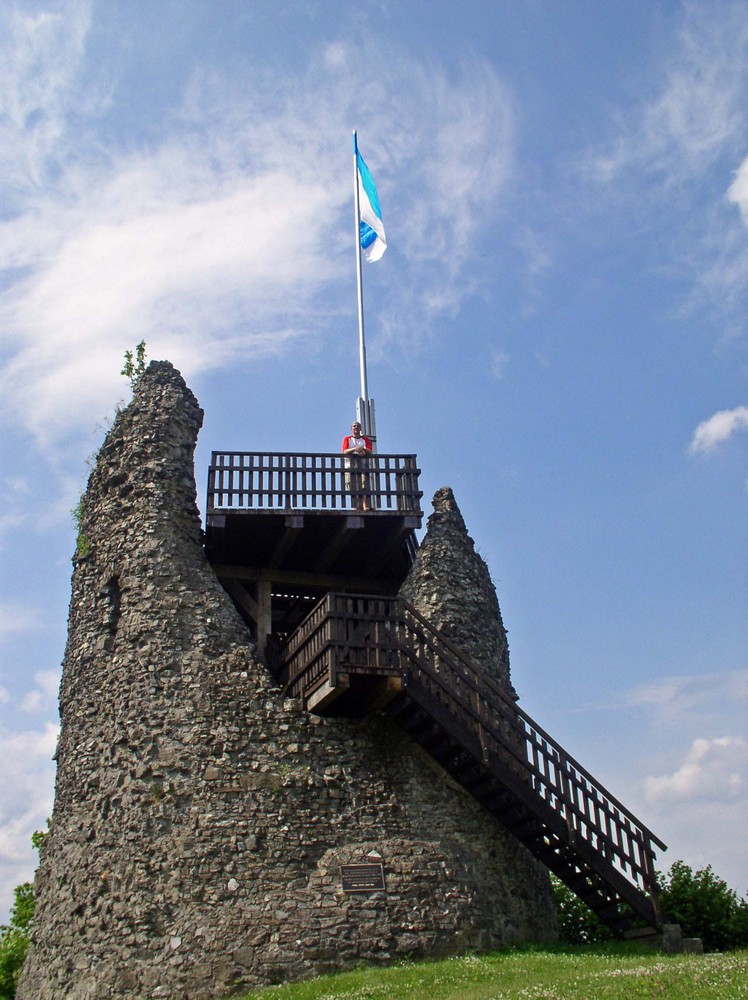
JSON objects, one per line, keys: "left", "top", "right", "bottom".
{"left": 399, "top": 486, "right": 515, "bottom": 697}
{"left": 18, "top": 362, "right": 555, "bottom": 1000}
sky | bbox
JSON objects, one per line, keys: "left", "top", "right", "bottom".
{"left": 0, "top": 0, "right": 746, "bottom": 921}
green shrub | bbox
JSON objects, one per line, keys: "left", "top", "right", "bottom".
{"left": 659, "top": 860, "right": 748, "bottom": 951}
{"left": 553, "top": 862, "right": 748, "bottom": 952}
{"left": 551, "top": 875, "right": 613, "bottom": 944}
{"left": 0, "top": 883, "right": 34, "bottom": 1000}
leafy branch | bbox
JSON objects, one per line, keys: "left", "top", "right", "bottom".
{"left": 120, "top": 340, "right": 147, "bottom": 391}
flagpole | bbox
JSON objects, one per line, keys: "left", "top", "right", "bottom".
{"left": 353, "top": 130, "right": 369, "bottom": 406}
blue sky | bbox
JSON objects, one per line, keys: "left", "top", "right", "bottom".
{"left": 0, "top": 0, "right": 746, "bottom": 920}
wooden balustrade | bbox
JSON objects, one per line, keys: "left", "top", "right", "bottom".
{"left": 282, "top": 592, "right": 665, "bottom": 918}
{"left": 207, "top": 452, "right": 422, "bottom": 513}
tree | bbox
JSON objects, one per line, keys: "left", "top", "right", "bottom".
{"left": 0, "top": 831, "right": 45, "bottom": 999}
{"left": 0, "top": 883, "right": 34, "bottom": 1000}
{"left": 553, "top": 862, "right": 748, "bottom": 952}
{"left": 659, "top": 861, "right": 748, "bottom": 952}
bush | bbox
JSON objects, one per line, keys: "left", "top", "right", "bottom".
{"left": 0, "top": 883, "right": 34, "bottom": 1000}
{"left": 553, "top": 861, "right": 748, "bottom": 952}
{"left": 551, "top": 875, "right": 614, "bottom": 944}
{"left": 659, "top": 860, "right": 748, "bottom": 951}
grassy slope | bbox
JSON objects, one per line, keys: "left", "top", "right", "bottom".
{"left": 232, "top": 945, "right": 748, "bottom": 1000}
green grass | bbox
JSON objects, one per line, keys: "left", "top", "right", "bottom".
{"left": 232, "top": 945, "right": 747, "bottom": 1000}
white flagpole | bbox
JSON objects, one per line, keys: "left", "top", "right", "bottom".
{"left": 353, "top": 130, "right": 369, "bottom": 407}
{"left": 353, "top": 130, "right": 377, "bottom": 453}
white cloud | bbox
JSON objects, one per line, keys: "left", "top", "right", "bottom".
{"left": 489, "top": 348, "right": 510, "bottom": 381}
{"left": 0, "top": 688, "right": 9, "bottom": 706}
{"left": 0, "top": 27, "right": 515, "bottom": 451}
{"left": 2, "top": 478, "right": 30, "bottom": 496}
{"left": 21, "top": 670, "right": 61, "bottom": 714}
{"left": 0, "top": 0, "right": 97, "bottom": 197}
{"left": 585, "top": 4, "right": 748, "bottom": 187}
{"left": 642, "top": 774, "right": 747, "bottom": 892}
{"left": 643, "top": 735, "right": 747, "bottom": 803}
{"left": 519, "top": 227, "right": 552, "bottom": 276}
{"left": 0, "top": 515, "right": 26, "bottom": 549}
{"left": 0, "top": 468, "right": 81, "bottom": 555}
{"left": 0, "top": 725, "right": 57, "bottom": 836}
{"left": 0, "top": 162, "right": 337, "bottom": 446}
{"left": 0, "top": 602, "right": 41, "bottom": 636}
{"left": 689, "top": 406, "right": 748, "bottom": 454}
{"left": 616, "top": 670, "right": 748, "bottom": 890}
{"left": 0, "top": 722, "right": 58, "bottom": 919}
{"left": 575, "top": 3, "right": 748, "bottom": 343}
{"left": 727, "top": 154, "right": 748, "bottom": 222}
{"left": 627, "top": 667, "right": 748, "bottom": 723}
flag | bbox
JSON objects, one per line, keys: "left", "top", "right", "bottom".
{"left": 357, "top": 147, "right": 387, "bottom": 262}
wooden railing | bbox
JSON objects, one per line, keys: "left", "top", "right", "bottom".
{"left": 283, "top": 593, "right": 666, "bottom": 928}
{"left": 284, "top": 593, "right": 402, "bottom": 700}
{"left": 207, "top": 452, "right": 422, "bottom": 514}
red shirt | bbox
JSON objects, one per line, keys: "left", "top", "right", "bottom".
{"left": 341, "top": 434, "right": 372, "bottom": 453}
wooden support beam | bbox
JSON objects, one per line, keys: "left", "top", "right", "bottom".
{"left": 364, "top": 518, "right": 413, "bottom": 577}
{"left": 268, "top": 516, "right": 304, "bottom": 568}
{"left": 222, "top": 578, "right": 258, "bottom": 626}
{"left": 307, "top": 674, "right": 350, "bottom": 713}
{"left": 212, "top": 563, "right": 395, "bottom": 595}
{"left": 364, "top": 676, "right": 404, "bottom": 712}
{"left": 314, "top": 516, "right": 364, "bottom": 574}
{"left": 256, "top": 580, "right": 272, "bottom": 657}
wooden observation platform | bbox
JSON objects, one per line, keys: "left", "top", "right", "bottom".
{"left": 204, "top": 450, "right": 668, "bottom": 940}
{"left": 205, "top": 451, "right": 423, "bottom": 658}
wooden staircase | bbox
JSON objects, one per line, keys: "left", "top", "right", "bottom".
{"left": 281, "top": 592, "right": 667, "bottom": 938}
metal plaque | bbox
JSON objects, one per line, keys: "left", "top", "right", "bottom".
{"left": 340, "top": 862, "right": 386, "bottom": 893}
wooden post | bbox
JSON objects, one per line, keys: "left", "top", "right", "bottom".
{"left": 256, "top": 580, "right": 272, "bottom": 657}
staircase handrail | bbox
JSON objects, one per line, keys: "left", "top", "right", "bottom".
{"left": 398, "top": 598, "right": 667, "bottom": 855}
{"left": 282, "top": 591, "right": 665, "bottom": 904}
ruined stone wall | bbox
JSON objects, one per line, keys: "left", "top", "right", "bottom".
{"left": 399, "top": 486, "right": 515, "bottom": 697}
{"left": 19, "top": 362, "right": 555, "bottom": 1000}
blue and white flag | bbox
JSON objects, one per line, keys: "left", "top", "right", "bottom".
{"left": 357, "top": 147, "right": 387, "bottom": 263}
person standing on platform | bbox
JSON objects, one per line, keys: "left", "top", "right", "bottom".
{"left": 341, "top": 421, "right": 372, "bottom": 511}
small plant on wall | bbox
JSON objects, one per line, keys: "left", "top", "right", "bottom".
{"left": 71, "top": 496, "right": 91, "bottom": 560}
{"left": 121, "top": 340, "right": 147, "bottom": 392}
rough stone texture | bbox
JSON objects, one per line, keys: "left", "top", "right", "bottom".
{"left": 659, "top": 924, "right": 704, "bottom": 955}
{"left": 19, "top": 362, "right": 556, "bottom": 1000}
{"left": 399, "top": 486, "right": 515, "bottom": 697}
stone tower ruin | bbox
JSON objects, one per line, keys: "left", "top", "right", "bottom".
{"left": 18, "top": 362, "right": 556, "bottom": 999}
